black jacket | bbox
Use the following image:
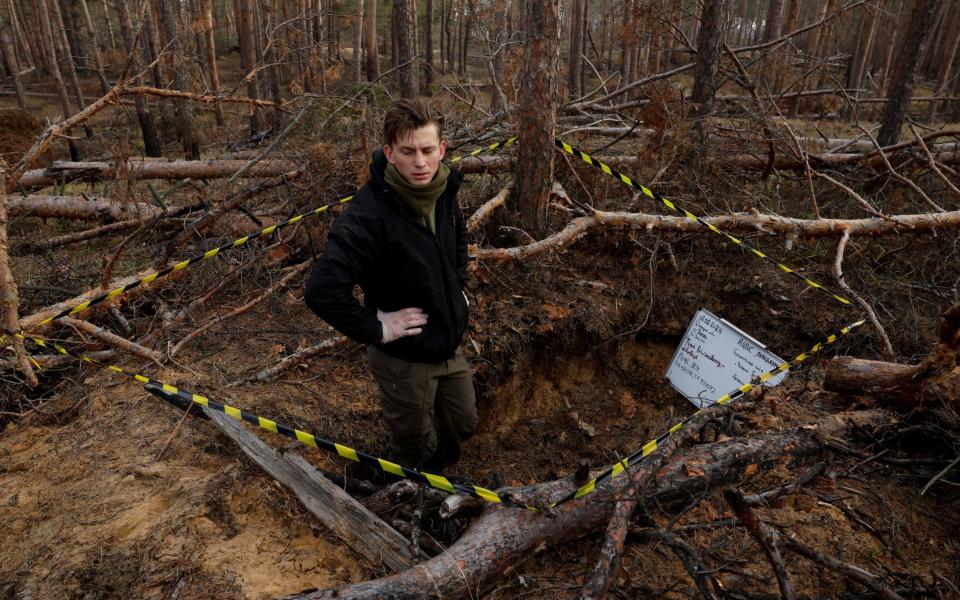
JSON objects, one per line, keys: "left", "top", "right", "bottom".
{"left": 305, "top": 150, "right": 469, "bottom": 363}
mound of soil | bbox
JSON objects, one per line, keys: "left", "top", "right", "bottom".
{"left": 0, "top": 109, "right": 45, "bottom": 165}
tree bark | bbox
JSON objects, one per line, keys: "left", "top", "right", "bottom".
{"left": 285, "top": 411, "right": 894, "bottom": 600}
{"left": 36, "top": 0, "right": 80, "bottom": 160}
{"left": 50, "top": 0, "right": 93, "bottom": 140}
{"left": 424, "top": 0, "right": 433, "bottom": 85}
{"left": 114, "top": 0, "right": 162, "bottom": 158}
{"left": 568, "top": 0, "right": 584, "bottom": 100}
{"left": 157, "top": 0, "right": 200, "bottom": 159}
{"left": 238, "top": 0, "right": 265, "bottom": 133}
{"left": 353, "top": 0, "right": 363, "bottom": 82}
{"left": 0, "top": 165, "right": 37, "bottom": 386}
{"left": 877, "top": 0, "right": 938, "bottom": 146}
{"left": 197, "top": 0, "right": 225, "bottom": 127}
{"left": 509, "top": 0, "right": 559, "bottom": 236}
{"left": 394, "top": 0, "right": 419, "bottom": 97}
{"left": 926, "top": 3, "right": 960, "bottom": 122}
{"left": 364, "top": 0, "right": 379, "bottom": 80}
{"left": 77, "top": 0, "right": 110, "bottom": 95}
{"left": 0, "top": 26, "right": 27, "bottom": 110}
{"left": 690, "top": 0, "right": 729, "bottom": 118}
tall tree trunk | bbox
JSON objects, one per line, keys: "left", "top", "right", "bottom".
{"left": 261, "top": 2, "right": 283, "bottom": 119}
{"left": 648, "top": 1, "right": 662, "bottom": 74}
{"left": 394, "top": 0, "right": 418, "bottom": 97}
{"left": 510, "top": 0, "right": 559, "bottom": 237}
{"left": 114, "top": 0, "right": 161, "bottom": 157}
{"left": 353, "top": 0, "right": 363, "bottom": 82}
{"left": 690, "top": 0, "right": 729, "bottom": 118}
{"left": 238, "top": 0, "right": 265, "bottom": 133}
{"left": 157, "top": 0, "right": 201, "bottom": 158}
{"left": 0, "top": 168, "right": 37, "bottom": 387}
{"left": 568, "top": 0, "right": 583, "bottom": 100}
{"left": 439, "top": 0, "right": 445, "bottom": 73}
{"left": 100, "top": 0, "right": 115, "bottom": 49}
{"left": 877, "top": 0, "right": 905, "bottom": 91}
{"left": 50, "top": 0, "right": 93, "bottom": 139}
{"left": 926, "top": 3, "right": 960, "bottom": 122}
{"left": 456, "top": 0, "right": 465, "bottom": 76}
{"left": 487, "top": 0, "right": 507, "bottom": 112}
{"left": 57, "top": 0, "right": 86, "bottom": 71}
{"left": 78, "top": 0, "right": 110, "bottom": 94}
{"left": 37, "top": 0, "right": 80, "bottom": 160}
{"left": 365, "top": 0, "right": 378, "bottom": 80}
{"left": 848, "top": 2, "right": 879, "bottom": 93}
{"left": 7, "top": 0, "right": 34, "bottom": 70}
{"left": 424, "top": 0, "right": 433, "bottom": 85}
{"left": 327, "top": 0, "right": 337, "bottom": 63}
{"left": 763, "top": 0, "right": 784, "bottom": 42}
{"left": 198, "top": 0, "right": 225, "bottom": 126}
{"left": 0, "top": 27, "right": 27, "bottom": 110}
{"left": 877, "top": 0, "right": 938, "bottom": 146}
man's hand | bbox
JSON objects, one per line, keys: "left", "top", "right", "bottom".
{"left": 378, "top": 308, "right": 428, "bottom": 343}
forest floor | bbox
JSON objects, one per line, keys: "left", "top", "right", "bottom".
{"left": 0, "top": 59, "right": 959, "bottom": 599}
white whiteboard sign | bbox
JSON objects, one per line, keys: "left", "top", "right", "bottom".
{"left": 665, "top": 309, "right": 788, "bottom": 409}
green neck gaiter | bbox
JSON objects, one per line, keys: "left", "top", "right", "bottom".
{"left": 384, "top": 163, "right": 450, "bottom": 233}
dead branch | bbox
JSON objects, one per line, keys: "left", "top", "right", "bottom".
{"left": 472, "top": 209, "right": 960, "bottom": 264}
{"left": 854, "top": 124, "right": 943, "bottom": 213}
{"left": 117, "top": 85, "right": 282, "bottom": 109}
{"left": 7, "top": 195, "right": 165, "bottom": 221}
{"left": 16, "top": 159, "right": 301, "bottom": 190}
{"left": 580, "top": 403, "right": 734, "bottom": 599}
{"left": 742, "top": 462, "right": 827, "bottom": 506}
{"left": 466, "top": 184, "right": 511, "bottom": 233}
{"left": 813, "top": 171, "right": 885, "bottom": 217}
{"left": 159, "top": 172, "right": 300, "bottom": 264}
{"left": 778, "top": 533, "right": 904, "bottom": 600}
{"left": 909, "top": 124, "right": 960, "bottom": 200}
{"left": 60, "top": 316, "right": 163, "bottom": 364}
{"left": 284, "top": 410, "right": 894, "bottom": 600}
{"left": 833, "top": 228, "right": 895, "bottom": 360}
{"left": 169, "top": 259, "right": 314, "bottom": 357}
{"left": 724, "top": 488, "right": 797, "bottom": 600}
{"left": 233, "top": 335, "right": 350, "bottom": 386}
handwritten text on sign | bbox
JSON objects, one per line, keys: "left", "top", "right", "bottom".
{"left": 665, "top": 309, "right": 787, "bottom": 409}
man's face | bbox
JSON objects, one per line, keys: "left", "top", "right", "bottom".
{"left": 383, "top": 124, "right": 447, "bottom": 186}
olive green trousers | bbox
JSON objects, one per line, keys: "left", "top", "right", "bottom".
{"left": 367, "top": 346, "right": 478, "bottom": 472}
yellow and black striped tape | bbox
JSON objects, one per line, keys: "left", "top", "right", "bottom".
{"left": 1, "top": 136, "right": 519, "bottom": 344}
{"left": 553, "top": 318, "right": 866, "bottom": 506}
{"left": 554, "top": 138, "right": 853, "bottom": 308}
{"left": 12, "top": 329, "right": 528, "bottom": 510}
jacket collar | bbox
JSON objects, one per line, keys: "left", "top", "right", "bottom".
{"left": 369, "top": 149, "right": 464, "bottom": 208}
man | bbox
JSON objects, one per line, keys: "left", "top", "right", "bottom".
{"left": 305, "top": 99, "right": 477, "bottom": 475}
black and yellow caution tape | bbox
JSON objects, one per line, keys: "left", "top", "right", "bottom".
{"left": 12, "top": 329, "right": 528, "bottom": 510}
{"left": 1, "top": 136, "right": 519, "bottom": 345}
{"left": 553, "top": 318, "right": 866, "bottom": 506}
{"left": 554, "top": 138, "right": 853, "bottom": 308}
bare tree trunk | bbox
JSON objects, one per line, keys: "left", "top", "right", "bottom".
{"left": 114, "top": 0, "right": 161, "bottom": 158}
{"left": 877, "top": 0, "right": 905, "bottom": 92}
{"left": 926, "top": 3, "right": 960, "bottom": 122}
{"left": 78, "top": 0, "right": 110, "bottom": 94}
{"left": 37, "top": 0, "right": 80, "bottom": 160}
{"left": 157, "top": 0, "right": 200, "bottom": 159}
{"left": 439, "top": 0, "right": 445, "bottom": 72}
{"left": 878, "top": 0, "right": 938, "bottom": 146}
{"left": 6, "top": 0, "right": 35, "bottom": 70}
{"left": 456, "top": 0, "right": 466, "bottom": 76}
{"left": 198, "top": 0, "right": 225, "bottom": 126}
{"left": 0, "top": 27, "right": 27, "bottom": 110}
{"left": 487, "top": 0, "right": 507, "bottom": 112}
{"left": 364, "top": 0, "right": 378, "bottom": 80}
{"left": 238, "top": 0, "right": 265, "bottom": 133}
{"left": 424, "top": 0, "right": 433, "bottom": 86}
{"left": 352, "top": 0, "right": 363, "bottom": 82}
{"left": 394, "top": 0, "right": 418, "bottom": 97}
{"left": 690, "top": 0, "right": 729, "bottom": 118}
{"left": 0, "top": 167, "right": 37, "bottom": 387}
{"left": 100, "top": 0, "right": 115, "bottom": 49}
{"left": 568, "top": 0, "right": 583, "bottom": 100}
{"left": 50, "top": 0, "right": 93, "bottom": 140}
{"left": 509, "top": 0, "right": 559, "bottom": 236}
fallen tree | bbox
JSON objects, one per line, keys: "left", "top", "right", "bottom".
{"left": 285, "top": 409, "right": 893, "bottom": 599}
